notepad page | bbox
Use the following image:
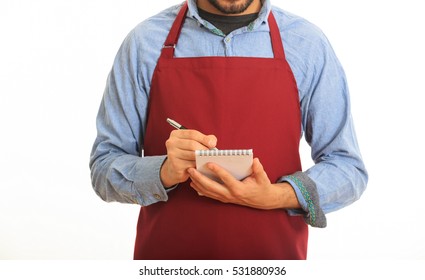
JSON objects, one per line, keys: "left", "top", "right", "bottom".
{"left": 195, "top": 149, "right": 253, "bottom": 183}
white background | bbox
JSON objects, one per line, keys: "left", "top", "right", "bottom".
{"left": 1, "top": 0, "right": 424, "bottom": 262}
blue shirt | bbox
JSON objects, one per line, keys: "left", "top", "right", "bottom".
{"left": 89, "top": 0, "right": 368, "bottom": 228}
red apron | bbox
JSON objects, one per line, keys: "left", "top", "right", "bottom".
{"left": 134, "top": 2, "right": 308, "bottom": 260}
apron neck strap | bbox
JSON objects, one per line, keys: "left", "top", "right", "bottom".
{"left": 267, "top": 12, "right": 285, "bottom": 59}
{"left": 161, "top": 2, "right": 188, "bottom": 59}
{"left": 161, "top": 2, "right": 286, "bottom": 59}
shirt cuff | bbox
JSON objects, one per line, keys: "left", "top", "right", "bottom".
{"left": 279, "top": 171, "right": 327, "bottom": 228}
{"left": 132, "top": 155, "right": 170, "bottom": 205}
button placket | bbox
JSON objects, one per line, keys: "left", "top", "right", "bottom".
{"left": 223, "top": 35, "right": 233, "bottom": 56}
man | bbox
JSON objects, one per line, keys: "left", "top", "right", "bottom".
{"left": 90, "top": 0, "right": 368, "bottom": 259}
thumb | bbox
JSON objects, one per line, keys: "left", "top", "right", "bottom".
{"left": 251, "top": 158, "right": 270, "bottom": 184}
{"left": 252, "top": 158, "right": 264, "bottom": 175}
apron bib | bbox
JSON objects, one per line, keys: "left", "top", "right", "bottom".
{"left": 134, "top": 2, "right": 308, "bottom": 259}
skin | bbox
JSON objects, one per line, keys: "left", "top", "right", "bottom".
{"left": 159, "top": 0, "right": 301, "bottom": 211}
{"left": 197, "top": 0, "right": 261, "bottom": 15}
{"left": 160, "top": 129, "right": 301, "bottom": 210}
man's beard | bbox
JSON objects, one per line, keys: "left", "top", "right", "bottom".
{"left": 207, "top": 0, "right": 255, "bottom": 14}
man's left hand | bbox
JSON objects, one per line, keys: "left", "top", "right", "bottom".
{"left": 187, "top": 158, "right": 300, "bottom": 210}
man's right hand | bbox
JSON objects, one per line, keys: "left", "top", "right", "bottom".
{"left": 160, "top": 129, "right": 217, "bottom": 188}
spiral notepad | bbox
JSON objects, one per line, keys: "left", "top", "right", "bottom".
{"left": 195, "top": 149, "right": 253, "bottom": 183}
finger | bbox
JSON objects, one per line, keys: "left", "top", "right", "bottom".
{"left": 188, "top": 168, "right": 229, "bottom": 198}
{"left": 166, "top": 138, "right": 206, "bottom": 158}
{"left": 168, "top": 149, "right": 198, "bottom": 161}
{"left": 189, "top": 181, "right": 205, "bottom": 196}
{"left": 170, "top": 130, "right": 217, "bottom": 149}
{"left": 188, "top": 168, "right": 212, "bottom": 189}
{"left": 205, "top": 162, "right": 238, "bottom": 186}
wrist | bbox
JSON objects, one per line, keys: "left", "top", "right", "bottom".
{"left": 273, "top": 182, "right": 301, "bottom": 210}
{"left": 159, "top": 158, "right": 176, "bottom": 188}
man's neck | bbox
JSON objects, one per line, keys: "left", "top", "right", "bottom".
{"left": 197, "top": 0, "right": 262, "bottom": 16}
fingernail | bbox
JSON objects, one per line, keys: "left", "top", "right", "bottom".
{"left": 206, "top": 162, "right": 215, "bottom": 170}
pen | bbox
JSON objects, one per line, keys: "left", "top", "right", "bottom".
{"left": 166, "top": 118, "right": 187, "bottom": 130}
{"left": 166, "top": 118, "right": 218, "bottom": 150}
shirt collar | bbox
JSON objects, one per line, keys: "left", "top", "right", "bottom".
{"left": 186, "top": 0, "right": 271, "bottom": 30}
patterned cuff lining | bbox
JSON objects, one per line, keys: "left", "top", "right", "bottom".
{"left": 287, "top": 175, "right": 316, "bottom": 223}
{"left": 286, "top": 172, "right": 327, "bottom": 228}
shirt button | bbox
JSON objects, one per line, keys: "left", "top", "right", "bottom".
{"left": 225, "top": 37, "right": 231, "bottom": 43}
{"left": 153, "top": 194, "right": 162, "bottom": 200}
